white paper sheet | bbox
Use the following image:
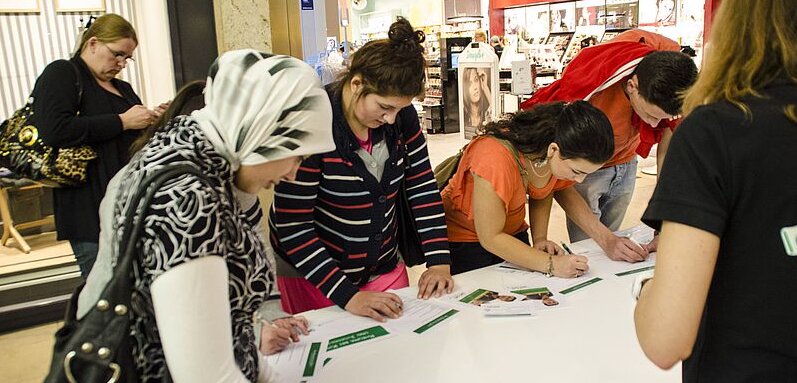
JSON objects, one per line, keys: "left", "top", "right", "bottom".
{"left": 384, "top": 291, "right": 460, "bottom": 334}
{"left": 266, "top": 340, "right": 327, "bottom": 383}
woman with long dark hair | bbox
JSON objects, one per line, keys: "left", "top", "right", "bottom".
{"left": 443, "top": 101, "right": 615, "bottom": 276}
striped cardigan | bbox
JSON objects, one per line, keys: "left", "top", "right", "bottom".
{"left": 268, "top": 86, "right": 451, "bottom": 308}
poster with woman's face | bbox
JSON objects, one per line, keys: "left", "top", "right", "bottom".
{"left": 461, "top": 67, "right": 493, "bottom": 140}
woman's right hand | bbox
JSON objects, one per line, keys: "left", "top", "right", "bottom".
{"left": 258, "top": 324, "right": 292, "bottom": 355}
{"left": 272, "top": 316, "right": 310, "bottom": 342}
{"left": 552, "top": 254, "right": 589, "bottom": 278}
{"left": 344, "top": 291, "right": 403, "bottom": 322}
{"left": 120, "top": 104, "right": 157, "bottom": 130}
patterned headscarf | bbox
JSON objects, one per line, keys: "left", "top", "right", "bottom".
{"left": 192, "top": 50, "right": 334, "bottom": 170}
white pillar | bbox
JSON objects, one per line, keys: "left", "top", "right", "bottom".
{"left": 301, "top": 0, "right": 328, "bottom": 66}
{"left": 133, "top": 0, "right": 176, "bottom": 106}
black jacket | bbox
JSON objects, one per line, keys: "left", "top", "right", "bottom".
{"left": 32, "top": 57, "right": 142, "bottom": 241}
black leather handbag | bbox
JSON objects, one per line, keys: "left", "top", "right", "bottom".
{"left": 396, "top": 180, "right": 426, "bottom": 267}
{"left": 396, "top": 125, "right": 426, "bottom": 268}
{"left": 43, "top": 165, "right": 208, "bottom": 383}
{"left": 0, "top": 61, "right": 96, "bottom": 187}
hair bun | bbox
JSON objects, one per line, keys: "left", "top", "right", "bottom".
{"left": 388, "top": 17, "right": 425, "bottom": 47}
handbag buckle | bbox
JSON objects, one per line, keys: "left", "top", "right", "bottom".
{"left": 18, "top": 125, "right": 39, "bottom": 147}
{"left": 64, "top": 350, "right": 121, "bottom": 383}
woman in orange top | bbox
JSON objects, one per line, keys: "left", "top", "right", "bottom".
{"left": 443, "top": 101, "right": 614, "bottom": 276}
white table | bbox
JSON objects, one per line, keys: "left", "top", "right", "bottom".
{"left": 288, "top": 226, "right": 680, "bottom": 382}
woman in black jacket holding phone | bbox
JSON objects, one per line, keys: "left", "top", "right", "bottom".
{"left": 32, "top": 13, "right": 160, "bottom": 277}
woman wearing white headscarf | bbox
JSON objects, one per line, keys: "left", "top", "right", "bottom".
{"left": 77, "top": 50, "right": 334, "bottom": 382}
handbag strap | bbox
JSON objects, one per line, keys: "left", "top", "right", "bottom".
{"left": 29, "top": 60, "right": 84, "bottom": 107}
{"left": 493, "top": 137, "right": 529, "bottom": 185}
{"left": 68, "top": 60, "right": 84, "bottom": 109}
{"left": 103, "top": 165, "right": 215, "bottom": 304}
{"left": 457, "top": 135, "right": 528, "bottom": 183}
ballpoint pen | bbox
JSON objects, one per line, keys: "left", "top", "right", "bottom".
{"left": 561, "top": 242, "right": 574, "bottom": 255}
{"left": 626, "top": 235, "right": 644, "bottom": 249}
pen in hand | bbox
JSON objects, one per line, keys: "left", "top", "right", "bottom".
{"left": 561, "top": 242, "right": 589, "bottom": 278}
{"left": 626, "top": 235, "right": 648, "bottom": 252}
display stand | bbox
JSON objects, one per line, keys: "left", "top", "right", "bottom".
{"left": 562, "top": 25, "right": 605, "bottom": 65}
{"left": 0, "top": 180, "right": 54, "bottom": 253}
{"left": 457, "top": 42, "right": 499, "bottom": 140}
{"left": 528, "top": 42, "right": 562, "bottom": 88}
{"left": 544, "top": 31, "right": 575, "bottom": 62}
{"left": 601, "top": 27, "right": 630, "bottom": 42}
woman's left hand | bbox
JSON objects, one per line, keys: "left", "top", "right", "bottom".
{"left": 417, "top": 264, "right": 455, "bottom": 299}
{"left": 533, "top": 240, "right": 564, "bottom": 255}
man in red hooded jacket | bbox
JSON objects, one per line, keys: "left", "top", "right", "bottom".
{"left": 521, "top": 30, "right": 697, "bottom": 261}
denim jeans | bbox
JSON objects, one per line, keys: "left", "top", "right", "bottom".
{"left": 70, "top": 240, "right": 99, "bottom": 278}
{"left": 566, "top": 158, "right": 637, "bottom": 242}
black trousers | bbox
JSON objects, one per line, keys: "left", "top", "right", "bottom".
{"left": 449, "top": 230, "right": 530, "bottom": 275}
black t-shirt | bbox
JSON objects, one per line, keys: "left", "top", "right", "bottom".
{"left": 642, "top": 79, "right": 797, "bottom": 382}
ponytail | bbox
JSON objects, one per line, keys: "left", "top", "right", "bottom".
{"left": 481, "top": 100, "right": 613, "bottom": 164}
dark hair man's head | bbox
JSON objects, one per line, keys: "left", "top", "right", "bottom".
{"left": 632, "top": 50, "right": 698, "bottom": 116}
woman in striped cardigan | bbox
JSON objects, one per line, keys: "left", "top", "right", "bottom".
{"left": 269, "top": 18, "right": 454, "bottom": 321}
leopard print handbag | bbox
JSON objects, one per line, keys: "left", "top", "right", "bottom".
{"left": 0, "top": 61, "right": 97, "bottom": 187}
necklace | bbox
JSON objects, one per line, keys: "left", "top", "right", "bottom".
{"left": 525, "top": 156, "right": 551, "bottom": 178}
{"left": 529, "top": 162, "right": 551, "bottom": 178}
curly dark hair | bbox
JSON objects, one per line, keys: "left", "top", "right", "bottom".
{"left": 480, "top": 101, "right": 614, "bottom": 164}
{"left": 336, "top": 17, "right": 426, "bottom": 98}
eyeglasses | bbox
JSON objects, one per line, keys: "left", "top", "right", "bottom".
{"left": 102, "top": 43, "right": 135, "bottom": 64}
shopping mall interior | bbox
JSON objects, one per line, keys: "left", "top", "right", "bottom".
{"left": 1, "top": 0, "right": 724, "bottom": 382}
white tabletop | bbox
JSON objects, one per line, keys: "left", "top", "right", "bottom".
{"left": 287, "top": 226, "right": 680, "bottom": 382}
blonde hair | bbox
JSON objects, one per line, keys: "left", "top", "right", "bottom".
{"left": 473, "top": 30, "right": 488, "bottom": 43}
{"left": 682, "top": 0, "right": 797, "bottom": 123}
{"left": 76, "top": 14, "right": 138, "bottom": 55}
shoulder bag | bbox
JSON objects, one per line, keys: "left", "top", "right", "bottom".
{"left": 0, "top": 60, "right": 97, "bottom": 187}
{"left": 43, "top": 165, "right": 211, "bottom": 383}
